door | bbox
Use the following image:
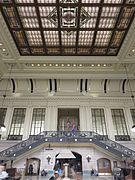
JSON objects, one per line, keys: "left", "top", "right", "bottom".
{"left": 97, "top": 158, "right": 112, "bottom": 175}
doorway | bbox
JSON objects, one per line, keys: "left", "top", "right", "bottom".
{"left": 25, "top": 158, "right": 41, "bottom": 176}
{"left": 55, "top": 151, "right": 82, "bottom": 173}
{"left": 97, "top": 158, "right": 112, "bottom": 175}
{"left": 57, "top": 108, "right": 80, "bottom": 131}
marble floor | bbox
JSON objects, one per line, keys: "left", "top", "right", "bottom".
{"left": 21, "top": 175, "right": 114, "bottom": 180}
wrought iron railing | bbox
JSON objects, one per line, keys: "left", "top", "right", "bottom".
{"left": 0, "top": 131, "right": 135, "bottom": 162}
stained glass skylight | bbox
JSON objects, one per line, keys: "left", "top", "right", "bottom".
{"left": 0, "top": 0, "right": 135, "bottom": 56}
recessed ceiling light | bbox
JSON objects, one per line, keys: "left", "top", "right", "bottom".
{"left": 91, "top": 64, "right": 94, "bottom": 67}
{"left": 49, "top": 64, "right": 52, "bottom": 66}
{"left": 132, "top": 49, "right": 135, "bottom": 52}
{"left": 43, "top": 64, "right": 46, "bottom": 66}
{"left": 73, "top": 64, "right": 76, "bottom": 67}
{"left": 2, "top": 48, "right": 6, "bottom": 52}
{"left": 37, "top": 64, "right": 40, "bottom": 66}
{"left": 67, "top": 64, "right": 70, "bottom": 67}
{"left": 97, "top": 64, "right": 100, "bottom": 67}
{"left": 61, "top": 64, "right": 64, "bottom": 67}
{"left": 79, "top": 64, "right": 82, "bottom": 67}
{"left": 103, "top": 64, "right": 106, "bottom": 67}
{"left": 31, "top": 64, "right": 34, "bottom": 66}
{"left": 0, "top": 43, "right": 3, "bottom": 46}
{"left": 55, "top": 64, "right": 58, "bottom": 67}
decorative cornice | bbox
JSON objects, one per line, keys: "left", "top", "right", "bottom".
{"left": 25, "top": 62, "right": 112, "bottom": 68}
{"left": 118, "top": 18, "right": 135, "bottom": 60}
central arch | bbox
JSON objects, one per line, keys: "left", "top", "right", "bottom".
{"left": 55, "top": 151, "right": 82, "bottom": 173}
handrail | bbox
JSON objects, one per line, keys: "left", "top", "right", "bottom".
{"left": 92, "top": 131, "right": 135, "bottom": 158}
{"left": 0, "top": 131, "right": 135, "bottom": 161}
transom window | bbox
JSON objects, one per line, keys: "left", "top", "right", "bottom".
{"left": 0, "top": 108, "right": 7, "bottom": 125}
{"left": 130, "top": 109, "right": 135, "bottom": 124}
{"left": 9, "top": 108, "right": 26, "bottom": 135}
{"left": 91, "top": 108, "right": 107, "bottom": 135}
{"left": 30, "top": 108, "right": 46, "bottom": 135}
{"left": 111, "top": 109, "right": 128, "bottom": 136}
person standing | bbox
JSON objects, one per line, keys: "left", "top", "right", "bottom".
{"left": 28, "top": 164, "right": 33, "bottom": 176}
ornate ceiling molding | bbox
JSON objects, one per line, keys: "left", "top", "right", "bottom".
{"left": 0, "top": 12, "right": 20, "bottom": 60}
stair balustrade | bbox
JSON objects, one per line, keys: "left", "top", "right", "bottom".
{"left": 0, "top": 131, "right": 135, "bottom": 162}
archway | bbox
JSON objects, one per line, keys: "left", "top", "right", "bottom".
{"left": 25, "top": 158, "right": 41, "bottom": 176}
{"left": 97, "top": 158, "right": 112, "bottom": 175}
{"left": 55, "top": 151, "right": 82, "bottom": 173}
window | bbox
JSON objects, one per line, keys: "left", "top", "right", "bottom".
{"left": 111, "top": 109, "right": 130, "bottom": 141}
{"left": 130, "top": 109, "right": 135, "bottom": 124}
{"left": 9, "top": 108, "right": 26, "bottom": 135}
{"left": 0, "top": 108, "right": 7, "bottom": 125}
{"left": 91, "top": 108, "right": 107, "bottom": 135}
{"left": 30, "top": 108, "right": 46, "bottom": 135}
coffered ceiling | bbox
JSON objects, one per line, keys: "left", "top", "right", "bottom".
{"left": 0, "top": 0, "right": 135, "bottom": 79}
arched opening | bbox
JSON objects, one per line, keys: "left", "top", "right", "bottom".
{"left": 55, "top": 151, "right": 82, "bottom": 173}
{"left": 25, "top": 158, "right": 41, "bottom": 176}
{"left": 97, "top": 158, "right": 112, "bottom": 175}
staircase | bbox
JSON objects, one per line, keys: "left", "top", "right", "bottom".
{"left": 0, "top": 131, "right": 135, "bottom": 162}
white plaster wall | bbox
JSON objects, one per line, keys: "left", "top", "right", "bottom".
{"left": 13, "top": 146, "right": 119, "bottom": 173}
{"left": 0, "top": 94, "right": 135, "bottom": 173}
{"left": 0, "top": 97, "right": 135, "bottom": 141}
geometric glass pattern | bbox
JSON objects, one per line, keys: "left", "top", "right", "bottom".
{"left": 0, "top": 0, "right": 135, "bottom": 56}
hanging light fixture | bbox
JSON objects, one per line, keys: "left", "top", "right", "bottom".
{"left": 0, "top": 64, "right": 13, "bottom": 132}
{"left": 124, "top": 65, "right": 135, "bottom": 132}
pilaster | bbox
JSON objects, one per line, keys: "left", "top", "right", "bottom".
{"left": 105, "top": 107, "right": 115, "bottom": 140}
{"left": 124, "top": 108, "right": 134, "bottom": 139}
{"left": 79, "top": 106, "right": 90, "bottom": 131}
{"left": 45, "top": 105, "right": 57, "bottom": 131}
{"left": 22, "top": 107, "right": 33, "bottom": 140}
{"left": 1, "top": 107, "right": 13, "bottom": 140}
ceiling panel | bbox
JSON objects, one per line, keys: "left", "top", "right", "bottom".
{"left": 0, "top": 0, "right": 135, "bottom": 56}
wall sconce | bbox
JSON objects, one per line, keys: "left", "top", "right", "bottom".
{"left": 86, "top": 155, "right": 91, "bottom": 163}
{"left": 46, "top": 154, "right": 51, "bottom": 164}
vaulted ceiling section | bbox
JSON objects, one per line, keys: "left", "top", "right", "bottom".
{"left": 0, "top": 0, "right": 135, "bottom": 56}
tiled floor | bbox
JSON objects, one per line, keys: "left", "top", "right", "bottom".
{"left": 21, "top": 175, "right": 113, "bottom": 180}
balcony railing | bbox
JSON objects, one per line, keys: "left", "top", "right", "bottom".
{"left": 0, "top": 131, "right": 135, "bottom": 162}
